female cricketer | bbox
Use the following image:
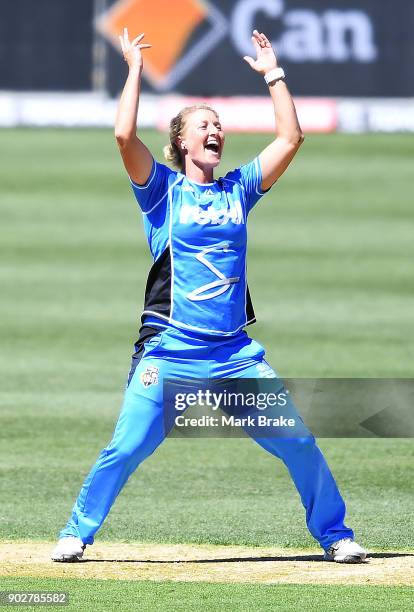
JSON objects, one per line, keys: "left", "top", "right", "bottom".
{"left": 51, "top": 29, "right": 366, "bottom": 564}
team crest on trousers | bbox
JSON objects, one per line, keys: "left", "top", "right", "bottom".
{"left": 140, "top": 365, "right": 159, "bottom": 387}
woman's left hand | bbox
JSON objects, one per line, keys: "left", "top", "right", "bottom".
{"left": 243, "top": 30, "right": 278, "bottom": 74}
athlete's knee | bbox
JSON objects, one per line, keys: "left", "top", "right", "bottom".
{"left": 296, "top": 434, "right": 315, "bottom": 444}
{"left": 104, "top": 430, "right": 160, "bottom": 467}
{"left": 277, "top": 435, "right": 316, "bottom": 455}
{"left": 102, "top": 441, "right": 143, "bottom": 466}
{"left": 294, "top": 435, "right": 316, "bottom": 447}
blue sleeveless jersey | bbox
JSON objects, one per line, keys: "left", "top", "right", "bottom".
{"left": 130, "top": 157, "right": 268, "bottom": 336}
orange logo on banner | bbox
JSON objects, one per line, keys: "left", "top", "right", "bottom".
{"left": 96, "top": 0, "right": 227, "bottom": 91}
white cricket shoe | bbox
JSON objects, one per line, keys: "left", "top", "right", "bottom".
{"left": 324, "top": 538, "right": 367, "bottom": 563}
{"left": 51, "top": 536, "right": 86, "bottom": 562}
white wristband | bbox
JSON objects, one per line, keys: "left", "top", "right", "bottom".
{"left": 264, "top": 67, "right": 285, "bottom": 85}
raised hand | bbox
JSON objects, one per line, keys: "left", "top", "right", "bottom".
{"left": 243, "top": 30, "right": 278, "bottom": 75}
{"left": 119, "top": 28, "right": 151, "bottom": 72}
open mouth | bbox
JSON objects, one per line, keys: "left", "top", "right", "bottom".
{"left": 204, "top": 142, "right": 220, "bottom": 154}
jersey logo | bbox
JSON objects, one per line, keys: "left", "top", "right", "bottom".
{"left": 187, "top": 243, "right": 240, "bottom": 301}
{"left": 140, "top": 365, "right": 159, "bottom": 387}
{"left": 180, "top": 200, "right": 243, "bottom": 225}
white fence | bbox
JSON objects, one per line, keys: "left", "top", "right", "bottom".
{"left": 1, "top": 92, "right": 414, "bottom": 132}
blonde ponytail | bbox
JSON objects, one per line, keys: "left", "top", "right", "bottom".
{"left": 163, "top": 142, "right": 181, "bottom": 168}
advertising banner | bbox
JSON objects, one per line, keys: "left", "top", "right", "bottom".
{"left": 2, "top": 1, "right": 414, "bottom": 105}
{"left": 100, "top": 0, "right": 414, "bottom": 97}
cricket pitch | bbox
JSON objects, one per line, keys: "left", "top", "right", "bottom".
{"left": 1, "top": 542, "right": 413, "bottom": 585}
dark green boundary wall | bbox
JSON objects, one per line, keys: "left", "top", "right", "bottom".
{"left": 1, "top": 0, "right": 414, "bottom": 97}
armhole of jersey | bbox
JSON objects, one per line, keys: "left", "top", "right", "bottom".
{"left": 254, "top": 157, "right": 271, "bottom": 196}
{"left": 129, "top": 158, "right": 157, "bottom": 190}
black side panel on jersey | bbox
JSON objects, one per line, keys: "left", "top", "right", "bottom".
{"left": 246, "top": 285, "right": 256, "bottom": 325}
{"left": 127, "top": 325, "right": 160, "bottom": 387}
{"left": 141, "top": 247, "right": 171, "bottom": 322}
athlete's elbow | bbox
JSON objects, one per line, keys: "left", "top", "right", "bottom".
{"left": 286, "top": 131, "right": 305, "bottom": 148}
{"left": 115, "top": 132, "right": 128, "bottom": 149}
{"left": 297, "top": 132, "right": 305, "bottom": 146}
{"left": 114, "top": 129, "right": 135, "bottom": 149}
{"left": 277, "top": 132, "right": 305, "bottom": 151}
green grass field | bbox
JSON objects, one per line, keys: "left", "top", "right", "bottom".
{"left": 1, "top": 578, "right": 413, "bottom": 612}
{"left": 0, "top": 129, "right": 413, "bottom": 609}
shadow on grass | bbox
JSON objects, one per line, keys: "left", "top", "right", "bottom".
{"left": 80, "top": 552, "right": 413, "bottom": 564}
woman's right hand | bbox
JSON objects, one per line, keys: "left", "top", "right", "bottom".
{"left": 119, "top": 28, "right": 151, "bottom": 72}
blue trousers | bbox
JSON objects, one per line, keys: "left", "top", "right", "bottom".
{"left": 60, "top": 326, "right": 354, "bottom": 550}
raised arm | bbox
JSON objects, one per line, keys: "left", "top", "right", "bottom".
{"left": 115, "top": 28, "right": 153, "bottom": 185}
{"left": 244, "top": 30, "right": 304, "bottom": 191}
